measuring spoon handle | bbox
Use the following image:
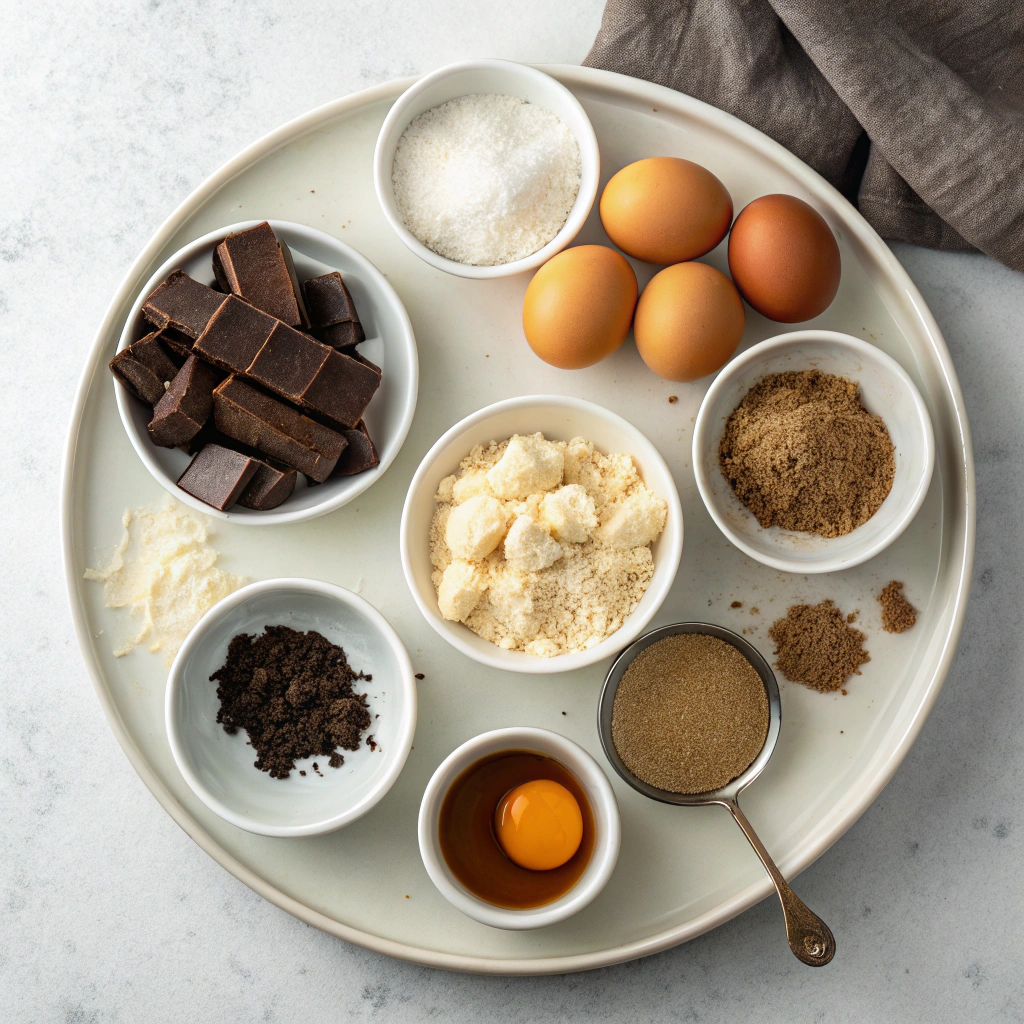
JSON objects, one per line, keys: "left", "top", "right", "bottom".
{"left": 725, "top": 798, "right": 836, "bottom": 966}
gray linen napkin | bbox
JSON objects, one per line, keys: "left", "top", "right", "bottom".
{"left": 584, "top": 0, "right": 1024, "bottom": 271}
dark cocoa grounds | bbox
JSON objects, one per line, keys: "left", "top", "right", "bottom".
{"left": 211, "top": 625, "right": 372, "bottom": 779}
{"left": 768, "top": 599, "right": 870, "bottom": 693}
{"left": 878, "top": 580, "right": 917, "bottom": 633}
{"left": 719, "top": 370, "right": 895, "bottom": 538}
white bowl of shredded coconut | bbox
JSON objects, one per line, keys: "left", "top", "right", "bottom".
{"left": 374, "top": 59, "right": 600, "bottom": 278}
{"left": 400, "top": 396, "right": 683, "bottom": 674}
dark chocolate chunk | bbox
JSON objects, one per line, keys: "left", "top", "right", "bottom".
{"left": 236, "top": 460, "right": 297, "bottom": 510}
{"left": 142, "top": 271, "right": 224, "bottom": 339}
{"left": 352, "top": 350, "right": 381, "bottom": 377}
{"left": 214, "top": 222, "right": 305, "bottom": 328}
{"left": 333, "top": 420, "right": 380, "bottom": 476}
{"left": 299, "top": 349, "right": 381, "bottom": 430}
{"left": 279, "top": 240, "right": 310, "bottom": 329}
{"left": 129, "top": 332, "right": 180, "bottom": 382}
{"left": 317, "top": 320, "right": 365, "bottom": 350}
{"left": 211, "top": 246, "right": 230, "bottom": 293}
{"left": 177, "top": 444, "right": 259, "bottom": 511}
{"left": 109, "top": 348, "right": 168, "bottom": 406}
{"left": 193, "top": 295, "right": 275, "bottom": 373}
{"left": 246, "top": 322, "right": 331, "bottom": 403}
{"left": 158, "top": 326, "right": 196, "bottom": 360}
{"left": 303, "top": 272, "right": 359, "bottom": 327}
{"left": 213, "top": 376, "right": 346, "bottom": 482}
{"left": 148, "top": 355, "right": 223, "bottom": 448}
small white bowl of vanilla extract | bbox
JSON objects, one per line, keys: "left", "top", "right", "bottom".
{"left": 417, "top": 727, "right": 620, "bottom": 929}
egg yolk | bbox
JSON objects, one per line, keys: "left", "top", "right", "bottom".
{"left": 493, "top": 779, "right": 583, "bottom": 871}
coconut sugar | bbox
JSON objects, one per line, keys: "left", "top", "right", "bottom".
{"left": 611, "top": 633, "right": 769, "bottom": 794}
{"left": 878, "top": 580, "right": 917, "bottom": 633}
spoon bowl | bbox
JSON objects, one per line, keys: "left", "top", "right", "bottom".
{"left": 598, "top": 622, "right": 836, "bottom": 966}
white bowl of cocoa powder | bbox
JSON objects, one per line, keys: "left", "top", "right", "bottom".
{"left": 693, "top": 331, "right": 934, "bottom": 574}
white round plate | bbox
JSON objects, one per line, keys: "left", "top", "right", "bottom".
{"left": 62, "top": 66, "right": 973, "bottom": 974}
{"left": 114, "top": 220, "right": 418, "bottom": 524}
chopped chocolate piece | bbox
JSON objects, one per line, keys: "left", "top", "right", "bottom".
{"left": 177, "top": 444, "right": 259, "bottom": 511}
{"left": 109, "top": 348, "right": 168, "bottom": 406}
{"left": 211, "top": 246, "right": 230, "bottom": 293}
{"left": 279, "top": 240, "right": 310, "bottom": 329}
{"left": 300, "top": 349, "right": 381, "bottom": 430}
{"left": 333, "top": 420, "right": 380, "bottom": 476}
{"left": 148, "top": 355, "right": 223, "bottom": 448}
{"left": 352, "top": 350, "right": 381, "bottom": 377}
{"left": 193, "top": 295, "right": 275, "bottom": 373}
{"left": 317, "top": 320, "right": 365, "bottom": 350}
{"left": 129, "top": 332, "right": 181, "bottom": 382}
{"left": 214, "top": 222, "right": 304, "bottom": 328}
{"left": 213, "top": 376, "right": 346, "bottom": 482}
{"left": 236, "top": 460, "right": 297, "bottom": 510}
{"left": 303, "top": 272, "right": 359, "bottom": 327}
{"left": 142, "top": 271, "right": 224, "bottom": 339}
{"left": 246, "top": 322, "right": 331, "bottom": 403}
{"left": 158, "top": 326, "right": 196, "bottom": 360}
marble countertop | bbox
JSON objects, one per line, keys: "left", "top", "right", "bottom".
{"left": 3, "top": 2, "right": 1021, "bottom": 1020}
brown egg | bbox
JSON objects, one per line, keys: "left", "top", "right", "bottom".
{"left": 728, "top": 194, "right": 841, "bottom": 322}
{"left": 634, "top": 262, "right": 745, "bottom": 382}
{"left": 522, "top": 245, "right": 638, "bottom": 369}
{"left": 600, "top": 157, "right": 733, "bottom": 265}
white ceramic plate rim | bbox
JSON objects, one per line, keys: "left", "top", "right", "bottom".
{"left": 692, "top": 330, "right": 936, "bottom": 573}
{"left": 398, "top": 393, "right": 684, "bottom": 674}
{"left": 164, "top": 578, "right": 418, "bottom": 838}
{"left": 373, "top": 58, "right": 601, "bottom": 279}
{"left": 60, "top": 66, "right": 975, "bottom": 974}
{"left": 417, "top": 728, "right": 621, "bottom": 929}
{"left": 114, "top": 219, "right": 419, "bottom": 525}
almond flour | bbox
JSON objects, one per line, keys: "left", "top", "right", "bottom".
{"left": 429, "top": 434, "right": 667, "bottom": 657}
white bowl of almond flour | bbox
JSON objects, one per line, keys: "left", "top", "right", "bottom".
{"left": 374, "top": 59, "right": 600, "bottom": 279}
{"left": 693, "top": 331, "right": 935, "bottom": 573}
{"left": 400, "top": 396, "right": 683, "bottom": 674}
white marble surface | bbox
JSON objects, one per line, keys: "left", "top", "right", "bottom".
{"left": 3, "top": 2, "right": 1021, "bottom": 1020}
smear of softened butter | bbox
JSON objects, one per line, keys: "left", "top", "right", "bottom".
{"left": 84, "top": 498, "right": 246, "bottom": 664}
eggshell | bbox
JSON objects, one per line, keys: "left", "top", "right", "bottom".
{"left": 600, "top": 157, "right": 733, "bottom": 265}
{"left": 633, "top": 262, "right": 745, "bottom": 382}
{"left": 728, "top": 194, "right": 841, "bottom": 322}
{"left": 522, "top": 245, "right": 638, "bottom": 369}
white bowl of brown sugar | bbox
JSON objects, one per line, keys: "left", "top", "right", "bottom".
{"left": 693, "top": 331, "right": 934, "bottom": 574}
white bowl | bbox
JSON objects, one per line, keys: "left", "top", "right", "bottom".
{"left": 373, "top": 59, "right": 600, "bottom": 279}
{"left": 165, "top": 578, "right": 416, "bottom": 837}
{"left": 115, "top": 220, "right": 418, "bottom": 525}
{"left": 418, "top": 728, "right": 621, "bottom": 930}
{"left": 400, "top": 395, "right": 684, "bottom": 675}
{"left": 693, "top": 331, "right": 935, "bottom": 573}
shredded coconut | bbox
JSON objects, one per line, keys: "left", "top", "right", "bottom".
{"left": 84, "top": 497, "right": 246, "bottom": 664}
{"left": 429, "top": 434, "right": 668, "bottom": 657}
{"left": 391, "top": 93, "right": 582, "bottom": 266}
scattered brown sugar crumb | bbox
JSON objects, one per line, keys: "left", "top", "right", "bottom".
{"left": 731, "top": 601, "right": 743, "bottom": 608}
{"left": 768, "top": 599, "right": 870, "bottom": 693}
{"left": 668, "top": 395, "right": 678, "bottom": 404}
{"left": 211, "top": 625, "right": 372, "bottom": 779}
{"left": 718, "top": 370, "right": 895, "bottom": 538}
{"left": 878, "top": 580, "right": 917, "bottom": 633}
{"left": 750, "top": 607, "right": 759, "bottom": 615}
{"left": 847, "top": 611, "right": 858, "bottom": 623}
{"left": 415, "top": 672, "right": 425, "bottom": 680}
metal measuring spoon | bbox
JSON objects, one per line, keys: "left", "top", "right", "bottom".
{"left": 597, "top": 622, "right": 836, "bottom": 967}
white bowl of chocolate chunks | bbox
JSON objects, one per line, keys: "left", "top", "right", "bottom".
{"left": 111, "top": 220, "right": 418, "bottom": 524}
